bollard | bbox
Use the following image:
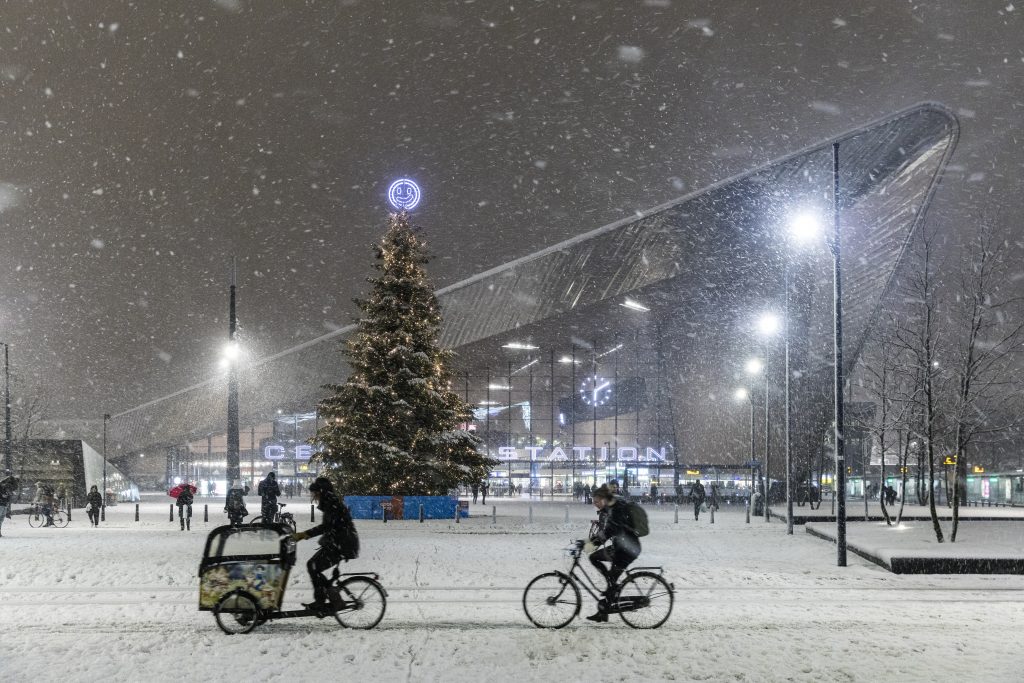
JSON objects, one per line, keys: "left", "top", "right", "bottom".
{"left": 101, "top": 505, "right": 106, "bottom": 522}
{"left": 745, "top": 500, "right": 750, "bottom": 524}
{"left": 383, "top": 506, "right": 388, "bottom": 524}
{"left": 311, "top": 504, "right": 316, "bottom": 522}
{"left": 455, "top": 504, "right": 460, "bottom": 524}
{"left": 710, "top": 505, "right": 715, "bottom": 524}
{"left": 492, "top": 505, "right": 497, "bottom": 524}
{"left": 67, "top": 503, "right": 71, "bottom": 523}
{"left": 204, "top": 504, "right": 209, "bottom": 523}
{"left": 135, "top": 503, "right": 140, "bottom": 522}
{"left": 170, "top": 504, "right": 174, "bottom": 522}
{"left": 674, "top": 504, "right": 679, "bottom": 524}
{"left": 419, "top": 504, "right": 425, "bottom": 523}
{"left": 564, "top": 505, "right": 570, "bottom": 523}
{"left": 529, "top": 504, "right": 533, "bottom": 524}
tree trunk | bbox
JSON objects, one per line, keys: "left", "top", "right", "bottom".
{"left": 951, "top": 427, "right": 966, "bottom": 542}
{"left": 879, "top": 432, "right": 891, "bottom": 526}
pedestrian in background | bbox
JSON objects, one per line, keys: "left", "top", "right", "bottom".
{"left": 0, "top": 471, "right": 18, "bottom": 537}
{"left": 691, "top": 480, "right": 706, "bottom": 521}
{"left": 86, "top": 485, "right": 102, "bottom": 527}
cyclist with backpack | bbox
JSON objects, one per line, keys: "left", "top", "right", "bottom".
{"left": 583, "top": 484, "right": 643, "bottom": 623}
{"left": 291, "top": 476, "right": 360, "bottom": 616}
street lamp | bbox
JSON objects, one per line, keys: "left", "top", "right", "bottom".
{"left": 831, "top": 142, "right": 848, "bottom": 567}
{"left": 2, "top": 343, "right": 9, "bottom": 476}
{"left": 780, "top": 208, "right": 823, "bottom": 536}
{"left": 226, "top": 260, "right": 241, "bottom": 487}
{"left": 102, "top": 413, "right": 110, "bottom": 522}
{"left": 734, "top": 387, "right": 755, "bottom": 523}
{"left": 753, "top": 316, "right": 779, "bottom": 522}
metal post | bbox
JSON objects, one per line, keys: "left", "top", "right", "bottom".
{"left": 674, "top": 504, "right": 679, "bottom": 524}
{"left": 135, "top": 503, "right": 139, "bottom": 522}
{"left": 3, "top": 343, "right": 10, "bottom": 474}
{"left": 101, "top": 413, "right": 109, "bottom": 522}
{"left": 832, "top": 142, "right": 847, "bottom": 567}
{"left": 204, "top": 504, "right": 209, "bottom": 522}
{"left": 419, "top": 503, "right": 424, "bottom": 523}
{"left": 226, "top": 258, "right": 241, "bottom": 485}
{"left": 749, "top": 397, "right": 755, "bottom": 523}
{"left": 508, "top": 361, "right": 513, "bottom": 496}
{"left": 764, "top": 344, "right": 771, "bottom": 523}
{"left": 785, "top": 263, "right": 794, "bottom": 536}
{"left": 169, "top": 504, "right": 174, "bottom": 522}
{"left": 528, "top": 504, "right": 533, "bottom": 524}
{"left": 491, "top": 505, "right": 496, "bottom": 524}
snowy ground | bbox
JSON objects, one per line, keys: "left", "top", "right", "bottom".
{"left": 805, "top": 519, "right": 1024, "bottom": 562}
{"left": 2, "top": 497, "right": 1023, "bottom": 682}
{"left": 771, "top": 501, "right": 1024, "bottom": 520}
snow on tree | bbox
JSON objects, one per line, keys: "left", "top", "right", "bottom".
{"left": 312, "top": 211, "right": 495, "bottom": 495}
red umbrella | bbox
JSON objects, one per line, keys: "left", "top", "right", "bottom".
{"left": 169, "top": 483, "right": 197, "bottom": 499}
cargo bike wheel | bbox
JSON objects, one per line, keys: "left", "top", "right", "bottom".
{"left": 214, "top": 591, "right": 261, "bottom": 635}
{"left": 330, "top": 576, "right": 387, "bottom": 629}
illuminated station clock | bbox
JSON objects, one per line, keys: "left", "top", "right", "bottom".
{"left": 580, "top": 375, "right": 613, "bottom": 406}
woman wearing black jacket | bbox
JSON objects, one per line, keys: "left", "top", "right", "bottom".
{"left": 584, "top": 484, "right": 641, "bottom": 622}
{"left": 86, "top": 485, "right": 103, "bottom": 527}
{"left": 291, "top": 477, "right": 359, "bottom": 615}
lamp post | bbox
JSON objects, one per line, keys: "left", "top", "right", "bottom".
{"left": 102, "top": 413, "right": 110, "bottom": 522}
{"left": 756, "top": 314, "right": 780, "bottom": 522}
{"left": 226, "top": 259, "right": 241, "bottom": 487}
{"left": 2, "top": 343, "right": 10, "bottom": 475}
{"left": 734, "top": 387, "right": 755, "bottom": 523}
{"left": 831, "top": 141, "right": 847, "bottom": 567}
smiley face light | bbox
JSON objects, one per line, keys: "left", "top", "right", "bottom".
{"left": 387, "top": 178, "right": 422, "bottom": 211}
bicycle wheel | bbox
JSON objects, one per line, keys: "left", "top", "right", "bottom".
{"left": 616, "top": 571, "right": 673, "bottom": 629}
{"left": 28, "top": 508, "right": 43, "bottom": 528}
{"left": 53, "top": 510, "right": 70, "bottom": 528}
{"left": 332, "top": 576, "right": 386, "bottom": 629}
{"left": 251, "top": 516, "right": 265, "bottom": 525}
{"left": 214, "top": 591, "right": 260, "bottom": 635}
{"left": 522, "top": 571, "right": 581, "bottom": 629}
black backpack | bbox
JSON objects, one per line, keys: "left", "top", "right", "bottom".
{"left": 624, "top": 501, "right": 650, "bottom": 537}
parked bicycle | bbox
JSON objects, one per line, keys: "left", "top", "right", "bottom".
{"left": 28, "top": 503, "right": 69, "bottom": 528}
{"left": 252, "top": 502, "right": 297, "bottom": 534}
{"left": 523, "top": 538, "right": 673, "bottom": 629}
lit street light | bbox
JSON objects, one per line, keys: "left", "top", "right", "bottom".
{"left": 734, "top": 387, "right": 756, "bottom": 523}
{"left": 752, "top": 318, "right": 777, "bottom": 523}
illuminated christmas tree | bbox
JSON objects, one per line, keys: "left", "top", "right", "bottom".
{"left": 313, "top": 211, "right": 494, "bottom": 495}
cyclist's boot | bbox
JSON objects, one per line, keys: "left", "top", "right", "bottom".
{"left": 585, "top": 608, "right": 608, "bottom": 623}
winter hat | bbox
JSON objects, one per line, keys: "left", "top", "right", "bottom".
{"left": 593, "top": 484, "right": 613, "bottom": 501}
{"left": 267, "top": 471, "right": 276, "bottom": 479}
{"left": 308, "top": 477, "right": 333, "bottom": 494}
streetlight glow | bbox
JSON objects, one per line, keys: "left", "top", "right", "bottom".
{"left": 744, "top": 358, "right": 764, "bottom": 375}
{"left": 734, "top": 387, "right": 749, "bottom": 402}
{"left": 788, "top": 210, "right": 822, "bottom": 243}
{"left": 757, "top": 312, "right": 782, "bottom": 336}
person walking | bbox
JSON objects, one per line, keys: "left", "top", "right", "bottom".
{"left": 174, "top": 481, "right": 196, "bottom": 530}
{"left": 481, "top": 480, "right": 489, "bottom": 505}
{"left": 471, "top": 482, "right": 479, "bottom": 504}
{"left": 0, "top": 471, "right": 19, "bottom": 537}
{"left": 257, "top": 471, "right": 281, "bottom": 524}
{"left": 691, "top": 480, "right": 706, "bottom": 521}
{"left": 34, "top": 482, "right": 56, "bottom": 527}
{"left": 86, "top": 485, "right": 103, "bottom": 527}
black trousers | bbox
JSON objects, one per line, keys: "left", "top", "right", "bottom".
{"left": 87, "top": 505, "right": 100, "bottom": 525}
{"left": 307, "top": 546, "right": 342, "bottom": 603}
{"left": 589, "top": 543, "right": 638, "bottom": 593}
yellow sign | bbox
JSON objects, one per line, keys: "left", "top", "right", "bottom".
{"left": 973, "top": 466, "right": 985, "bottom": 473}
{"left": 685, "top": 469, "right": 701, "bottom": 476}
{"left": 942, "top": 456, "right": 956, "bottom": 466}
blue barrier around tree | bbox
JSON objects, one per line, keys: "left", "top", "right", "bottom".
{"left": 344, "top": 495, "right": 466, "bottom": 520}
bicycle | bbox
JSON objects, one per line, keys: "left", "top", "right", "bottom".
{"left": 252, "top": 502, "right": 297, "bottom": 534}
{"left": 28, "top": 504, "right": 69, "bottom": 528}
{"left": 200, "top": 524, "right": 387, "bottom": 634}
{"left": 522, "top": 538, "right": 674, "bottom": 629}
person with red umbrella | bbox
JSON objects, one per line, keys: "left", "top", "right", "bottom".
{"left": 170, "top": 481, "right": 196, "bottom": 531}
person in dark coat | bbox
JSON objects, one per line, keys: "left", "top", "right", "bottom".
{"left": 86, "top": 485, "right": 103, "bottom": 527}
{"left": 584, "top": 484, "right": 641, "bottom": 623}
{"left": 0, "top": 471, "right": 18, "bottom": 537}
{"left": 471, "top": 482, "right": 479, "bottom": 504}
{"left": 691, "top": 480, "right": 706, "bottom": 521}
{"left": 480, "top": 480, "right": 489, "bottom": 505}
{"left": 175, "top": 482, "right": 195, "bottom": 530}
{"left": 292, "top": 477, "right": 359, "bottom": 615}
{"left": 257, "top": 471, "right": 281, "bottom": 523}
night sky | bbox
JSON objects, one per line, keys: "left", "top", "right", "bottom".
{"left": 0, "top": 1, "right": 1020, "bottom": 422}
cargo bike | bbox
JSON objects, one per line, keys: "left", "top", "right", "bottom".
{"left": 198, "top": 522, "right": 387, "bottom": 634}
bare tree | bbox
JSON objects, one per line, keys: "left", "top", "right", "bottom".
{"left": 946, "top": 224, "right": 1024, "bottom": 541}
{"left": 891, "top": 224, "right": 948, "bottom": 542}
{"left": 853, "top": 313, "right": 914, "bottom": 525}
